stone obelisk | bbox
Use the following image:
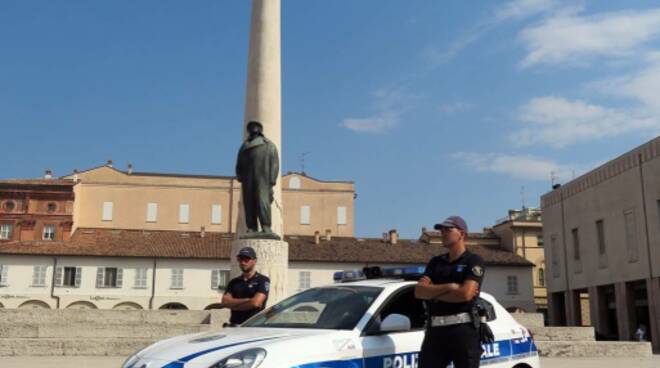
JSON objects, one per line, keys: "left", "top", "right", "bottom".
{"left": 230, "top": 0, "right": 288, "bottom": 305}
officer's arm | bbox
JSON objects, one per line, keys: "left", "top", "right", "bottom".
{"left": 415, "top": 277, "right": 459, "bottom": 300}
{"left": 434, "top": 280, "right": 479, "bottom": 303}
{"left": 228, "top": 292, "right": 267, "bottom": 311}
{"left": 221, "top": 292, "right": 251, "bottom": 309}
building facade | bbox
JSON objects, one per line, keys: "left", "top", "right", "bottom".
{"left": 66, "top": 164, "right": 355, "bottom": 237}
{"left": 541, "top": 136, "right": 660, "bottom": 350}
{"left": 493, "top": 208, "right": 548, "bottom": 316}
{"left": 0, "top": 228, "right": 534, "bottom": 312}
{"left": 0, "top": 178, "right": 75, "bottom": 243}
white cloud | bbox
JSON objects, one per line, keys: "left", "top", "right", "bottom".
{"left": 519, "top": 8, "right": 660, "bottom": 67}
{"left": 342, "top": 88, "right": 418, "bottom": 134}
{"left": 425, "top": 0, "right": 558, "bottom": 65}
{"left": 511, "top": 96, "right": 659, "bottom": 148}
{"left": 451, "top": 152, "right": 580, "bottom": 181}
{"left": 439, "top": 100, "right": 472, "bottom": 114}
{"left": 495, "top": 0, "right": 558, "bottom": 22}
{"left": 591, "top": 57, "right": 660, "bottom": 113}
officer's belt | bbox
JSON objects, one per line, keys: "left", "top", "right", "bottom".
{"left": 430, "top": 312, "right": 472, "bottom": 327}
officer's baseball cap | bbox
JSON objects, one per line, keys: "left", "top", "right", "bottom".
{"left": 237, "top": 247, "right": 257, "bottom": 259}
{"left": 434, "top": 216, "right": 468, "bottom": 233}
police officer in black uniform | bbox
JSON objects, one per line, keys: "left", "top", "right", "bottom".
{"left": 415, "top": 216, "right": 485, "bottom": 368}
{"left": 220, "top": 247, "right": 270, "bottom": 325}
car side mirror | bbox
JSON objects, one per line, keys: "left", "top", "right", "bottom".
{"left": 380, "top": 314, "right": 411, "bottom": 333}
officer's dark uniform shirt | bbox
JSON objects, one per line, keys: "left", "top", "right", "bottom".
{"left": 224, "top": 272, "right": 270, "bottom": 324}
{"left": 423, "top": 250, "right": 485, "bottom": 317}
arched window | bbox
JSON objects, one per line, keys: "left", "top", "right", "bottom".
{"left": 289, "top": 176, "right": 301, "bottom": 189}
{"left": 538, "top": 268, "right": 545, "bottom": 287}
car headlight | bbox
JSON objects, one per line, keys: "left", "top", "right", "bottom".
{"left": 209, "top": 348, "right": 267, "bottom": 368}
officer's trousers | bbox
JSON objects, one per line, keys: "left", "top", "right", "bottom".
{"left": 419, "top": 323, "right": 483, "bottom": 368}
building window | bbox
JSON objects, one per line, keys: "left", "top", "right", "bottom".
{"left": 47, "top": 203, "right": 57, "bottom": 213}
{"left": 623, "top": 210, "right": 639, "bottom": 263}
{"left": 96, "top": 267, "right": 123, "bottom": 288}
{"left": 572, "top": 228, "right": 582, "bottom": 273}
{"left": 134, "top": 268, "right": 148, "bottom": 289}
{"left": 537, "top": 234, "right": 544, "bottom": 247}
{"left": 32, "top": 265, "right": 48, "bottom": 287}
{"left": 211, "top": 204, "right": 222, "bottom": 225}
{"left": 0, "top": 224, "right": 12, "bottom": 240}
{"left": 337, "top": 206, "right": 347, "bottom": 226}
{"left": 289, "top": 176, "right": 301, "bottom": 189}
{"left": 146, "top": 203, "right": 158, "bottom": 223}
{"left": 595, "top": 220, "right": 606, "bottom": 255}
{"left": 179, "top": 204, "right": 190, "bottom": 224}
{"left": 3, "top": 201, "right": 15, "bottom": 212}
{"left": 56, "top": 267, "right": 82, "bottom": 288}
{"left": 42, "top": 224, "right": 56, "bottom": 241}
{"left": 538, "top": 268, "right": 545, "bottom": 287}
{"left": 102, "top": 202, "right": 113, "bottom": 221}
{"left": 657, "top": 200, "right": 660, "bottom": 230}
{"left": 300, "top": 205, "right": 311, "bottom": 225}
{"left": 299, "top": 271, "right": 311, "bottom": 290}
{"left": 211, "top": 270, "right": 230, "bottom": 290}
{"left": 171, "top": 269, "right": 184, "bottom": 289}
{"left": 0, "top": 265, "right": 8, "bottom": 286}
{"left": 507, "top": 276, "right": 519, "bottom": 295}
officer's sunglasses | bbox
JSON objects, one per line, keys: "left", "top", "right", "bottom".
{"left": 237, "top": 256, "right": 254, "bottom": 262}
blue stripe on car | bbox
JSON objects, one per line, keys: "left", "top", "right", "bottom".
{"left": 293, "top": 337, "right": 538, "bottom": 368}
{"left": 160, "top": 336, "right": 282, "bottom": 368}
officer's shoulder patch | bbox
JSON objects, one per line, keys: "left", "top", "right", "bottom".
{"left": 264, "top": 281, "right": 270, "bottom": 292}
{"left": 472, "top": 265, "right": 484, "bottom": 277}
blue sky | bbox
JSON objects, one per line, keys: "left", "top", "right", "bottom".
{"left": 2, "top": 0, "right": 660, "bottom": 238}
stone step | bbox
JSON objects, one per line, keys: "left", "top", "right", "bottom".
{"left": 0, "top": 323, "right": 212, "bottom": 338}
{"left": 0, "top": 309, "right": 220, "bottom": 325}
{"left": 0, "top": 338, "right": 157, "bottom": 356}
{"left": 511, "top": 313, "right": 545, "bottom": 329}
{"left": 530, "top": 326, "right": 595, "bottom": 341}
{"left": 536, "top": 340, "right": 653, "bottom": 358}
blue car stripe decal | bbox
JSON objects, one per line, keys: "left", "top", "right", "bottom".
{"left": 160, "top": 336, "right": 282, "bottom": 368}
{"left": 292, "top": 338, "right": 538, "bottom": 368}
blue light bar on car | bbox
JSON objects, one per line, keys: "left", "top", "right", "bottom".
{"left": 334, "top": 266, "right": 426, "bottom": 283}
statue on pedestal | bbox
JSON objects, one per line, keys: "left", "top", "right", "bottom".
{"left": 235, "top": 121, "right": 280, "bottom": 240}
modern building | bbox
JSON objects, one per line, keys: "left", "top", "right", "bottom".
{"left": 493, "top": 208, "right": 548, "bottom": 316}
{"left": 0, "top": 227, "right": 534, "bottom": 311}
{"left": 541, "top": 136, "right": 660, "bottom": 350}
{"left": 65, "top": 162, "right": 355, "bottom": 237}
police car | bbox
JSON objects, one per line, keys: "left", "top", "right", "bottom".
{"left": 122, "top": 266, "right": 540, "bottom": 368}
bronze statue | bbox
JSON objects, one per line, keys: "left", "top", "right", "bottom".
{"left": 236, "top": 121, "right": 280, "bottom": 239}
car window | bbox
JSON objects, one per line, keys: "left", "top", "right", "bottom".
{"left": 365, "top": 287, "right": 426, "bottom": 333}
{"left": 243, "top": 286, "right": 382, "bottom": 330}
{"left": 476, "top": 297, "right": 497, "bottom": 322}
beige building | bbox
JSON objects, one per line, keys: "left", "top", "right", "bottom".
{"left": 66, "top": 163, "right": 355, "bottom": 237}
{"left": 541, "top": 136, "right": 660, "bottom": 351}
{"left": 0, "top": 227, "right": 534, "bottom": 312}
{"left": 493, "top": 208, "right": 548, "bottom": 316}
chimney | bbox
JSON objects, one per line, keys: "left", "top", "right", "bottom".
{"left": 127, "top": 163, "right": 133, "bottom": 175}
{"left": 389, "top": 229, "right": 399, "bottom": 245}
{"left": 106, "top": 160, "right": 113, "bottom": 167}
{"left": 44, "top": 169, "right": 53, "bottom": 180}
{"left": 314, "top": 231, "right": 320, "bottom": 245}
{"left": 200, "top": 226, "right": 206, "bottom": 238}
{"left": 325, "top": 229, "right": 332, "bottom": 241}
{"left": 382, "top": 232, "right": 389, "bottom": 243}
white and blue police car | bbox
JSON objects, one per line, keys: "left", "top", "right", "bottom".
{"left": 122, "top": 266, "right": 540, "bottom": 368}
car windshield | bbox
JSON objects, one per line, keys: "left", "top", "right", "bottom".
{"left": 242, "top": 285, "right": 382, "bottom": 330}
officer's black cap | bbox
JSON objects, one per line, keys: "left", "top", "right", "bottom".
{"left": 434, "top": 216, "right": 468, "bottom": 233}
{"left": 237, "top": 247, "right": 257, "bottom": 259}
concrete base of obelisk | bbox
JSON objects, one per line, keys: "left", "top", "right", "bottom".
{"left": 230, "top": 238, "right": 289, "bottom": 306}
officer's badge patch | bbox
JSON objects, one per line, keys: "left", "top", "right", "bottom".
{"left": 456, "top": 265, "right": 465, "bottom": 272}
{"left": 472, "top": 266, "right": 484, "bottom": 277}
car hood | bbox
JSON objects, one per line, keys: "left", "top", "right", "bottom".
{"left": 131, "top": 327, "right": 346, "bottom": 368}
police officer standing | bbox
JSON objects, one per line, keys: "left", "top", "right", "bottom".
{"left": 219, "top": 247, "right": 270, "bottom": 325}
{"left": 415, "top": 216, "right": 485, "bottom": 368}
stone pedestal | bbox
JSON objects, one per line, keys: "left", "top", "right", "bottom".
{"left": 230, "top": 238, "right": 288, "bottom": 305}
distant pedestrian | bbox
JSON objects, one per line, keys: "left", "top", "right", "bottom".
{"left": 634, "top": 324, "right": 647, "bottom": 341}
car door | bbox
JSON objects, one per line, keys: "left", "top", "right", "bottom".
{"left": 359, "top": 286, "right": 426, "bottom": 368}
